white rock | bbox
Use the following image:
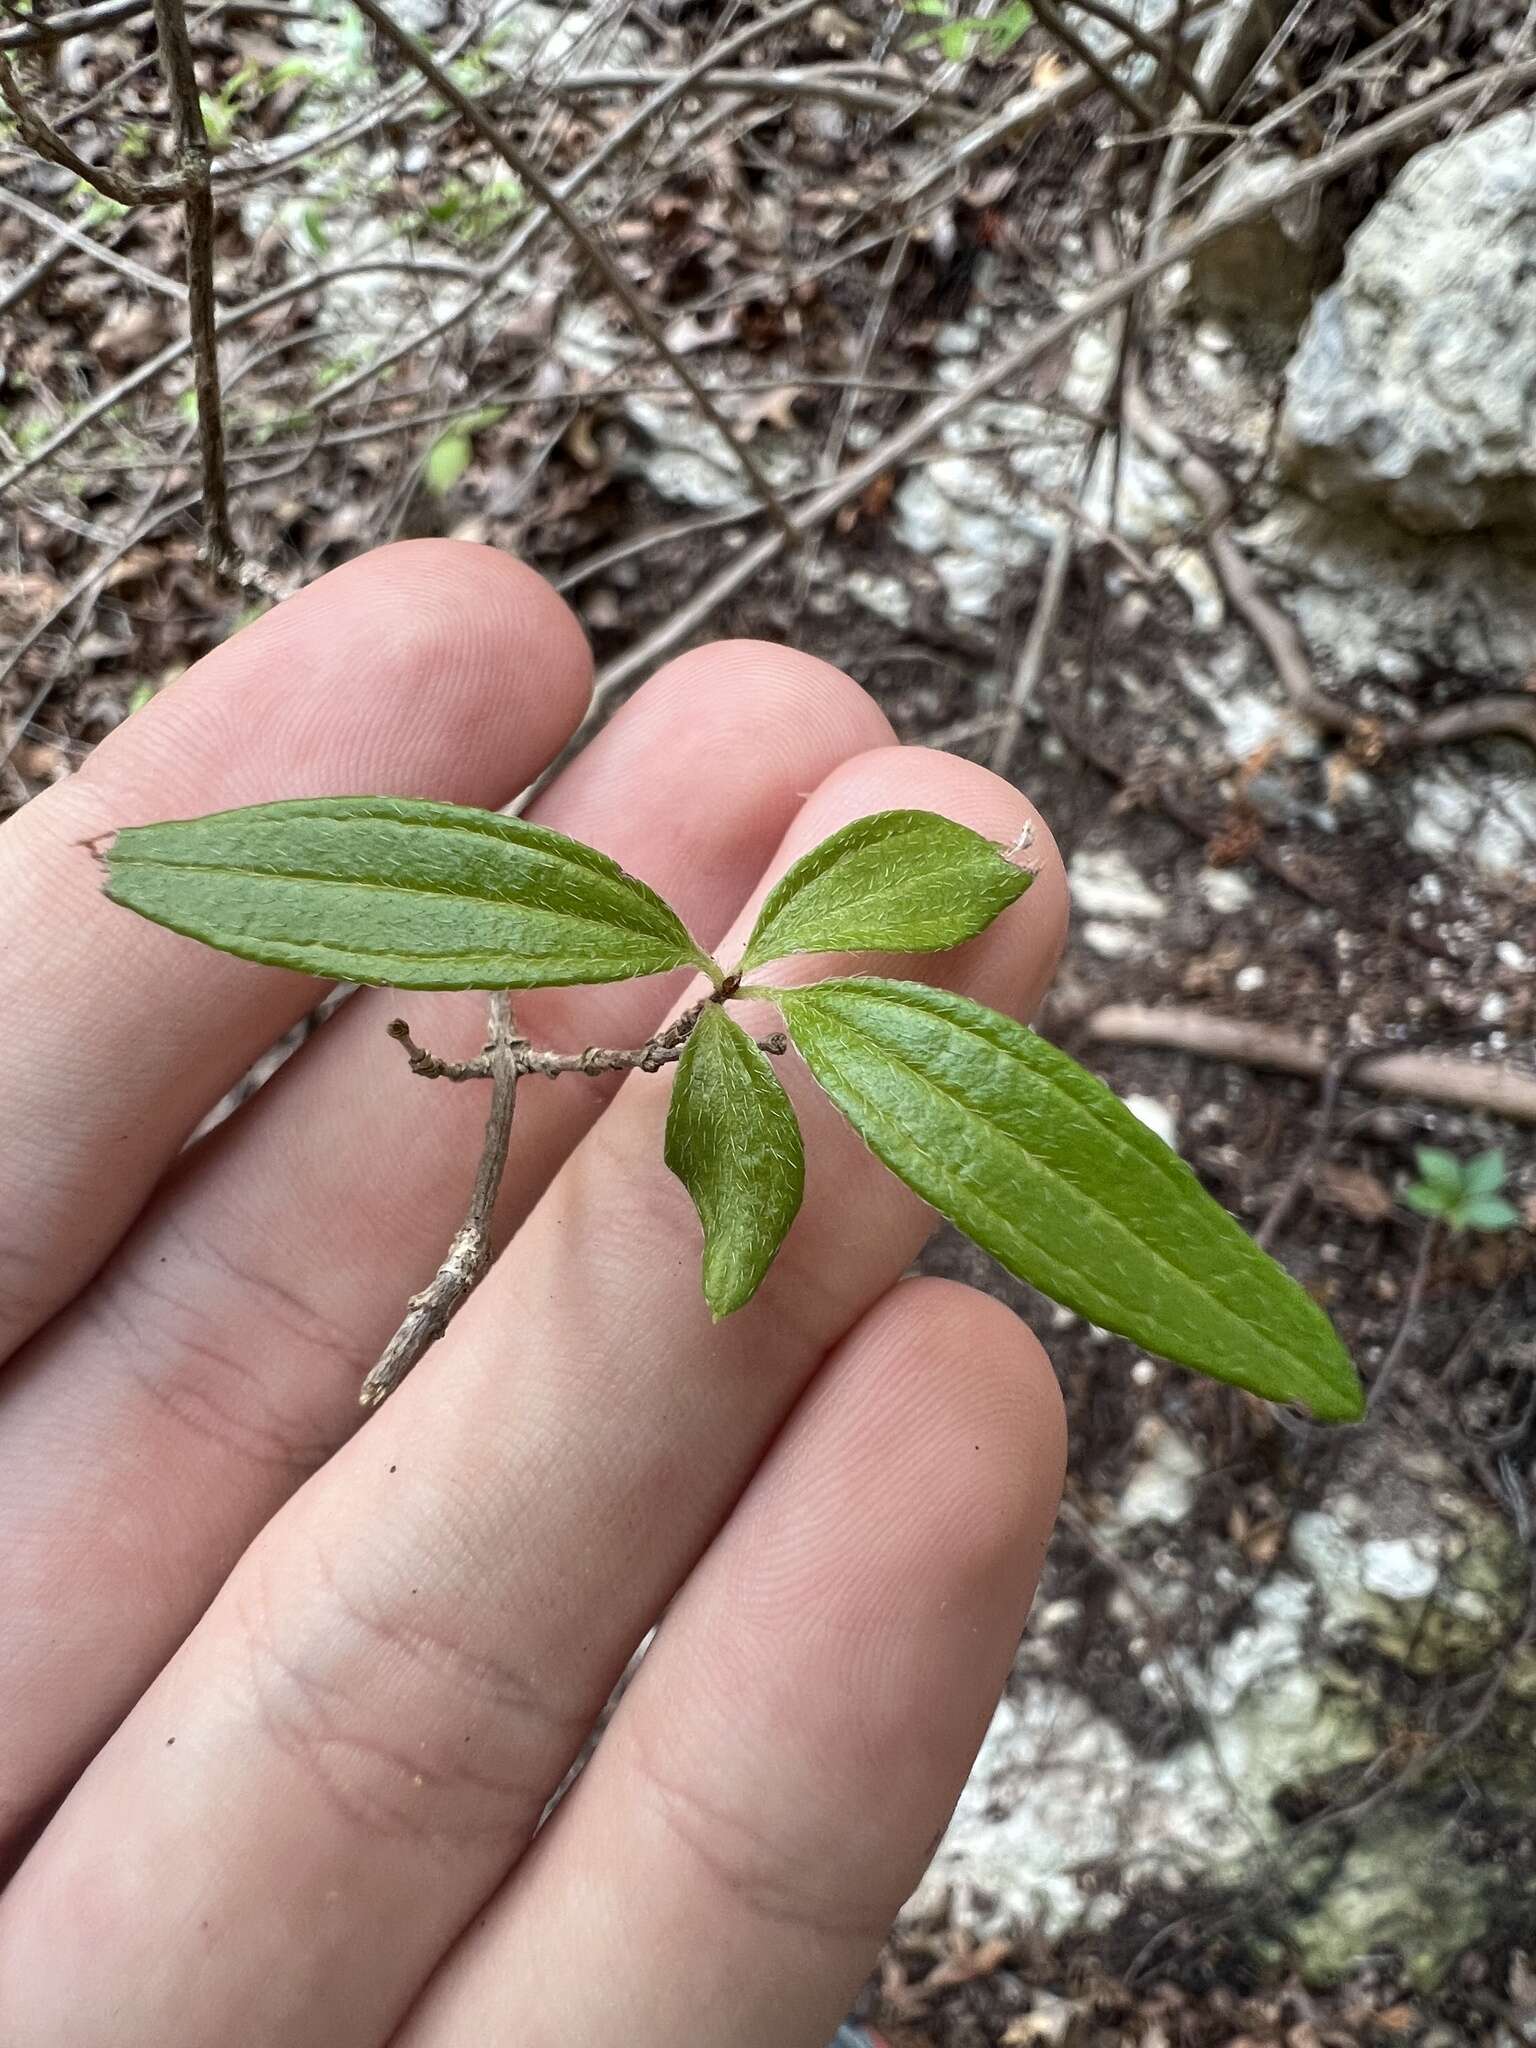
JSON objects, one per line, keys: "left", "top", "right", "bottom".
{"left": 1407, "top": 766, "right": 1536, "bottom": 878}
{"left": 933, "top": 320, "right": 981, "bottom": 356}
{"left": 1235, "top": 964, "right": 1267, "bottom": 993}
{"left": 843, "top": 570, "right": 911, "bottom": 628}
{"left": 1113, "top": 1428, "right": 1202, "bottom": 1530}
{"left": 1069, "top": 847, "right": 1168, "bottom": 922}
{"left": 1360, "top": 1536, "right": 1440, "bottom": 1603}
{"left": 1081, "top": 920, "right": 1144, "bottom": 960}
{"left": 1199, "top": 867, "right": 1255, "bottom": 914}
{"left": 1281, "top": 110, "right": 1536, "bottom": 536}
{"left": 1121, "top": 1093, "right": 1179, "bottom": 1152}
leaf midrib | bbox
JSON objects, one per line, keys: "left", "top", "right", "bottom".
{"left": 798, "top": 992, "right": 1338, "bottom": 1408}
{"left": 113, "top": 851, "right": 687, "bottom": 949}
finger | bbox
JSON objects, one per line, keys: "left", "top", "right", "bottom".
{"left": 0, "top": 746, "right": 1066, "bottom": 2048}
{"left": 0, "top": 541, "right": 591, "bottom": 1363}
{"left": 398, "top": 1278, "right": 1065, "bottom": 2048}
{"left": 0, "top": 642, "right": 892, "bottom": 1850}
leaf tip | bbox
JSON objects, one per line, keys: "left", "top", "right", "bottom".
{"left": 1303, "top": 1346, "right": 1367, "bottom": 1425}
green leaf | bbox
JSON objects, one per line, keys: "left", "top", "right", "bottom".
{"left": 1403, "top": 1184, "right": 1451, "bottom": 1218}
{"left": 1453, "top": 1195, "right": 1519, "bottom": 1234}
{"left": 1413, "top": 1147, "right": 1463, "bottom": 1194}
{"left": 300, "top": 202, "right": 331, "bottom": 256}
{"left": 424, "top": 429, "right": 473, "bottom": 496}
{"left": 665, "top": 1004, "right": 804, "bottom": 1318}
{"left": 738, "top": 810, "right": 1032, "bottom": 976}
{"left": 1461, "top": 1148, "right": 1506, "bottom": 1198}
{"left": 777, "top": 977, "right": 1364, "bottom": 1422}
{"left": 103, "top": 796, "right": 717, "bottom": 991}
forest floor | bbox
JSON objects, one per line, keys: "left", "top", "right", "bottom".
{"left": 4, "top": 2, "right": 1536, "bottom": 2042}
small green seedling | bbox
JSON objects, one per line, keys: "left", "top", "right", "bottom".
{"left": 1403, "top": 1147, "right": 1519, "bottom": 1235}
{"left": 904, "top": 0, "right": 1033, "bottom": 62}
{"left": 101, "top": 798, "right": 1363, "bottom": 1421}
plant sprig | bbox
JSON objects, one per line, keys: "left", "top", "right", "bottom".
{"left": 102, "top": 796, "right": 1364, "bottom": 1422}
{"left": 1403, "top": 1147, "right": 1519, "bottom": 1234}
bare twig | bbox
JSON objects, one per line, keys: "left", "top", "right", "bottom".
{"left": 359, "top": 991, "right": 520, "bottom": 1408}
{"left": 544, "top": 63, "right": 957, "bottom": 119}
{"left": 0, "top": 0, "right": 310, "bottom": 45}
{"left": 0, "top": 49, "right": 181, "bottom": 201}
{"left": 361, "top": 996, "right": 787, "bottom": 1404}
{"left": 386, "top": 1006, "right": 786, "bottom": 1084}
{"left": 1407, "top": 695, "right": 1536, "bottom": 754}
{"left": 1030, "top": 0, "right": 1160, "bottom": 127}
{"left": 1087, "top": 1005, "right": 1536, "bottom": 1125}
{"left": 1143, "top": 0, "right": 1268, "bottom": 250}
{"left": 1255, "top": 1048, "right": 1364, "bottom": 1251}
{"left": 1124, "top": 373, "right": 1536, "bottom": 755}
{"left": 349, "top": 0, "right": 801, "bottom": 545}
{"left": 0, "top": 0, "right": 153, "bottom": 45}
{"left": 990, "top": 523, "right": 1077, "bottom": 776}
{"left": 0, "top": 182, "right": 188, "bottom": 301}
{"left": 1120, "top": 378, "right": 1355, "bottom": 736}
{"left": 1367, "top": 1219, "right": 1436, "bottom": 1416}
{"left": 307, "top": 0, "right": 823, "bottom": 417}
{"left": 887, "top": 0, "right": 1220, "bottom": 214}
{"left": 1066, "top": 0, "right": 1216, "bottom": 112}
{"left": 0, "top": 256, "right": 495, "bottom": 501}
{"left": 2, "top": 3, "right": 236, "bottom": 569}
{"left": 151, "top": 0, "right": 235, "bottom": 573}
{"left": 991, "top": 212, "right": 1121, "bottom": 777}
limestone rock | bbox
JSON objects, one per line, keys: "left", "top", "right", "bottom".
{"left": 1279, "top": 110, "right": 1536, "bottom": 536}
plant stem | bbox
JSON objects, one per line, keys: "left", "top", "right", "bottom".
{"left": 362, "top": 998, "right": 789, "bottom": 1404}
{"left": 359, "top": 990, "right": 520, "bottom": 1408}
{"left": 151, "top": 0, "right": 237, "bottom": 573}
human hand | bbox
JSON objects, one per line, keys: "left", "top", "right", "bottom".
{"left": 0, "top": 544, "right": 1066, "bottom": 2047}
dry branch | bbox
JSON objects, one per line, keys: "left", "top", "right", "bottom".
{"left": 0, "top": 182, "right": 188, "bottom": 302}
{"left": 0, "top": 49, "right": 181, "bottom": 201}
{"left": 359, "top": 991, "right": 520, "bottom": 1408}
{"left": 150, "top": 0, "right": 235, "bottom": 571}
{"left": 1030, "top": 0, "right": 1159, "bottom": 128}
{"left": 2, "top": 1, "right": 236, "bottom": 568}
{"left": 1119, "top": 379, "right": 1355, "bottom": 736}
{"left": 1087, "top": 1005, "right": 1536, "bottom": 1125}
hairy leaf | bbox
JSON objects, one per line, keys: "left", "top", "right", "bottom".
{"left": 665, "top": 1003, "right": 804, "bottom": 1318}
{"left": 737, "top": 809, "right": 1032, "bottom": 975}
{"left": 1456, "top": 1196, "right": 1519, "bottom": 1234}
{"left": 778, "top": 977, "right": 1363, "bottom": 1422}
{"left": 1413, "top": 1146, "right": 1463, "bottom": 1194}
{"left": 1461, "top": 1149, "right": 1506, "bottom": 1198}
{"left": 104, "top": 796, "right": 717, "bottom": 991}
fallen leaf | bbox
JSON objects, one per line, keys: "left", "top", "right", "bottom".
{"left": 734, "top": 385, "right": 804, "bottom": 438}
{"left": 662, "top": 307, "right": 739, "bottom": 354}
{"left": 1316, "top": 1163, "right": 1394, "bottom": 1224}
{"left": 836, "top": 470, "right": 895, "bottom": 535}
